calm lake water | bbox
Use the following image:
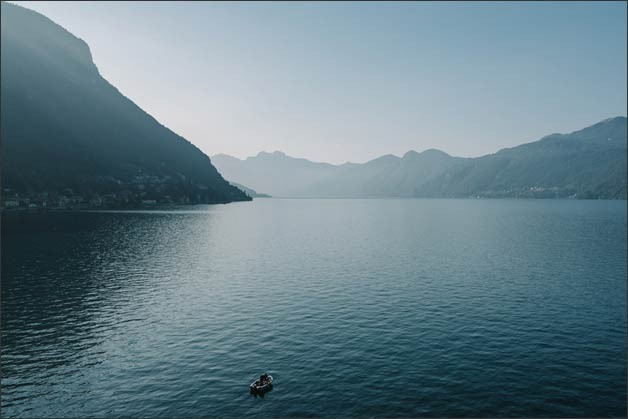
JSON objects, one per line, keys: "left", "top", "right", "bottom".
{"left": 1, "top": 199, "right": 626, "bottom": 417}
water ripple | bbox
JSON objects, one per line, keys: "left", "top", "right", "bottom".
{"left": 1, "top": 199, "right": 626, "bottom": 417}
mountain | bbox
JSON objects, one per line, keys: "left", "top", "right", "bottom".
{"left": 417, "top": 117, "right": 627, "bottom": 199}
{"left": 1, "top": 3, "right": 250, "bottom": 207}
{"left": 212, "top": 117, "right": 627, "bottom": 199}
{"left": 212, "top": 151, "right": 338, "bottom": 197}
{"left": 230, "top": 182, "right": 271, "bottom": 198}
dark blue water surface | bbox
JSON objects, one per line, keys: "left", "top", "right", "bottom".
{"left": 1, "top": 199, "right": 626, "bottom": 417}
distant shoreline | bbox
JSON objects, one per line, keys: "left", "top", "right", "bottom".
{"left": 2, "top": 195, "right": 626, "bottom": 216}
{"left": 0, "top": 202, "right": 243, "bottom": 214}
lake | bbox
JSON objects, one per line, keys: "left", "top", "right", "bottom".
{"left": 1, "top": 199, "right": 626, "bottom": 417}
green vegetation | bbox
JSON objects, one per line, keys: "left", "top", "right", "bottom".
{"left": 1, "top": 3, "right": 250, "bottom": 209}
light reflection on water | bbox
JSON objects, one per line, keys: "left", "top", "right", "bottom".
{"left": 1, "top": 199, "right": 626, "bottom": 417}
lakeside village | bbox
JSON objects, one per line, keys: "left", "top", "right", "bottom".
{"left": 0, "top": 169, "right": 591, "bottom": 210}
{"left": 0, "top": 173, "right": 240, "bottom": 211}
{"left": 1, "top": 185, "right": 590, "bottom": 209}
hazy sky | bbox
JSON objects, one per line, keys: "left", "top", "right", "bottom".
{"left": 12, "top": 1, "right": 628, "bottom": 164}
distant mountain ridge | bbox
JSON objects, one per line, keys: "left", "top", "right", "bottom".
{"left": 213, "top": 116, "right": 627, "bottom": 199}
{"left": 1, "top": 3, "right": 250, "bottom": 207}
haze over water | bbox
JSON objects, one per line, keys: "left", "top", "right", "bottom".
{"left": 1, "top": 199, "right": 626, "bottom": 417}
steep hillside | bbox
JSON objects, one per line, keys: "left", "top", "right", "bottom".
{"left": 1, "top": 3, "right": 249, "bottom": 207}
{"left": 419, "top": 117, "right": 627, "bottom": 199}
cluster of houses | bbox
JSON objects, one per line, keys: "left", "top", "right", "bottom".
{"left": 0, "top": 170, "right": 228, "bottom": 210}
{"left": 0, "top": 187, "right": 194, "bottom": 211}
{"left": 469, "top": 186, "right": 580, "bottom": 199}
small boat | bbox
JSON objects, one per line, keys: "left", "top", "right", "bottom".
{"left": 250, "top": 373, "right": 273, "bottom": 393}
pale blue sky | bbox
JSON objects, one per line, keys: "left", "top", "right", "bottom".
{"left": 12, "top": 1, "right": 628, "bottom": 163}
